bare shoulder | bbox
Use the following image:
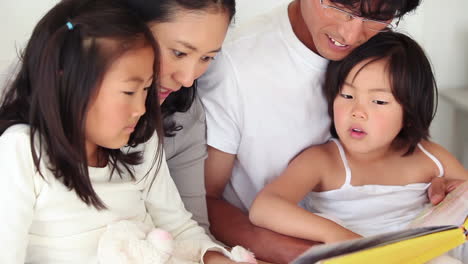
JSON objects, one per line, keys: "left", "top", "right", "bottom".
{"left": 419, "top": 140, "right": 448, "bottom": 154}
{"left": 262, "top": 141, "right": 341, "bottom": 200}
{"left": 286, "top": 141, "right": 342, "bottom": 189}
{"left": 291, "top": 141, "right": 339, "bottom": 168}
{"left": 419, "top": 140, "right": 459, "bottom": 165}
{"left": 420, "top": 140, "right": 468, "bottom": 180}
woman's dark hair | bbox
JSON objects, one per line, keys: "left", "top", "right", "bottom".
{"left": 121, "top": 0, "right": 236, "bottom": 137}
{"left": 331, "top": 0, "right": 421, "bottom": 21}
{"left": 323, "top": 31, "right": 437, "bottom": 156}
{"left": 0, "top": 0, "right": 163, "bottom": 209}
{"left": 124, "top": 0, "right": 236, "bottom": 24}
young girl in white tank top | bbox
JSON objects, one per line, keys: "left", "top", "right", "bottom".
{"left": 248, "top": 32, "right": 468, "bottom": 262}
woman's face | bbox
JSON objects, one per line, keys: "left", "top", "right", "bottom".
{"left": 150, "top": 9, "right": 230, "bottom": 104}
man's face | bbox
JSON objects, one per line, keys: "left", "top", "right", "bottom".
{"left": 300, "top": 0, "right": 382, "bottom": 61}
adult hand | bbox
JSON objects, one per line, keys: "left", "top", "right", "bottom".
{"left": 428, "top": 177, "right": 465, "bottom": 205}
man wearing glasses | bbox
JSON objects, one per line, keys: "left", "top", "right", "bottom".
{"left": 197, "top": 0, "right": 443, "bottom": 263}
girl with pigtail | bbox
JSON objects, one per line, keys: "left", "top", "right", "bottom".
{"left": 0, "top": 0, "right": 254, "bottom": 263}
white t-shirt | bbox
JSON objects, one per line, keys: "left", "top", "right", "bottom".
{"left": 0, "top": 124, "right": 225, "bottom": 263}
{"left": 198, "top": 3, "right": 331, "bottom": 212}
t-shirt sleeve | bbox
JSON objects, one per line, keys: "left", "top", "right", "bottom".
{"left": 197, "top": 51, "right": 242, "bottom": 155}
{"left": 0, "top": 127, "right": 37, "bottom": 263}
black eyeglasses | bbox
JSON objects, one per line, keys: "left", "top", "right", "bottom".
{"left": 319, "top": 0, "right": 399, "bottom": 32}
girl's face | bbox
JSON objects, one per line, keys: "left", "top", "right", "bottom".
{"left": 85, "top": 45, "right": 154, "bottom": 164}
{"left": 333, "top": 58, "right": 403, "bottom": 155}
{"left": 150, "top": 9, "right": 230, "bottom": 104}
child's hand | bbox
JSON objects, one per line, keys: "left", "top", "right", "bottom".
{"left": 428, "top": 177, "right": 465, "bottom": 205}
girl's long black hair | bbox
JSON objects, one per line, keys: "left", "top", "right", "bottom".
{"left": 0, "top": 0, "right": 163, "bottom": 209}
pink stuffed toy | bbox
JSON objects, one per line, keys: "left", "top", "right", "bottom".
{"left": 97, "top": 220, "right": 257, "bottom": 264}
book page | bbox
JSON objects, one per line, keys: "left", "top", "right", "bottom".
{"left": 409, "top": 181, "right": 468, "bottom": 228}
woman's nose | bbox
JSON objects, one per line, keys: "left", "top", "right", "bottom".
{"left": 174, "top": 67, "right": 196, "bottom": 88}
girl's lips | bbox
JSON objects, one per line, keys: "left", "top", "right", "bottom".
{"left": 349, "top": 128, "right": 367, "bottom": 139}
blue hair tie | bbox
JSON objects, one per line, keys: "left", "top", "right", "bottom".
{"left": 66, "top": 21, "right": 74, "bottom": 30}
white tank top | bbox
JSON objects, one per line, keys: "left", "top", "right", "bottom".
{"left": 301, "top": 139, "right": 444, "bottom": 236}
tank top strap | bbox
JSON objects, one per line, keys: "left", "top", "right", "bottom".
{"left": 330, "top": 138, "right": 352, "bottom": 187}
{"left": 417, "top": 143, "right": 444, "bottom": 177}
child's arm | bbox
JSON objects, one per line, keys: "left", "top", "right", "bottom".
{"left": 0, "top": 126, "right": 36, "bottom": 264}
{"left": 409, "top": 141, "right": 468, "bottom": 228}
{"left": 422, "top": 140, "right": 467, "bottom": 204}
{"left": 249, "top": 146, "right": 361, "bottom": 244}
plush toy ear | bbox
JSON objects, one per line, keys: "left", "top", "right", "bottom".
{"left": 147, "top": 228, "right": 174, "bottom": 254}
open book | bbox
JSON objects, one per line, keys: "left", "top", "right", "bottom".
{"left": 292, "top": 181, "right": 468, "bottom": 264}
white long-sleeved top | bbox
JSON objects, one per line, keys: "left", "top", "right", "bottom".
{"left": 0, "top": 124, "right": 224, "bottom": 263}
